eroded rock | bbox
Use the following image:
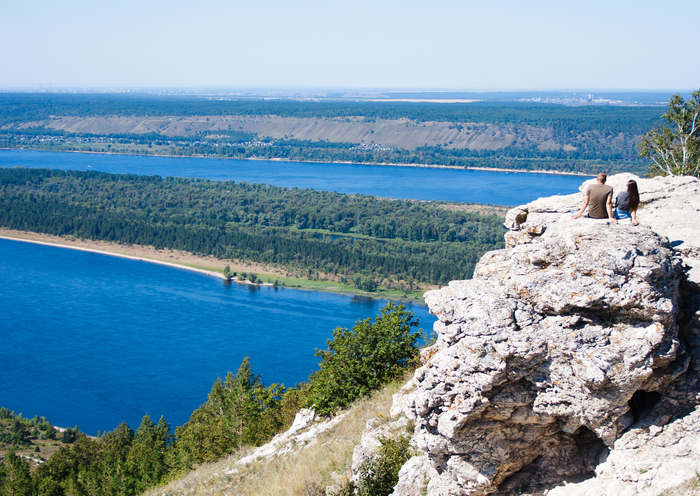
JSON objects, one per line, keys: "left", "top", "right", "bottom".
{"left": 388, "top": 174, "right": 700, "bottom": 495}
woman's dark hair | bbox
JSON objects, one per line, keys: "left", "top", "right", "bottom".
{"left": 627, "top": 180, "right": 640, "bottom": 212}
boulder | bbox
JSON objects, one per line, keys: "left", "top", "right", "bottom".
{"left": 389, "top": 174, "right": 700, "bottom": 495}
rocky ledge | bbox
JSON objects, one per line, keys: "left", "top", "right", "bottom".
{"left": 388, "top": 174, "right": 700, "bottom": 495}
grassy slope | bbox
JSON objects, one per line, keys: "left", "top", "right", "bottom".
{"left": 144, "top": 379, "right": 407, "bottom": 496}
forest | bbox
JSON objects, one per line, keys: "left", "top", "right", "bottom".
{"left": 0, "top": 93, "right": 663, "bottom": 129}
{"left": 0, "top": 93, "right": 662, "bottom": 175}
{"left": 0, "top": 168, "right": 506, "bottom": 289}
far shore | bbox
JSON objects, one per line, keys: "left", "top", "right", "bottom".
{"left": 0, "top": 230, "right": 282, "bottom": 284}
{"left": 0, "top": 229, "right": 433, "bottom": 301}
{"left": 1, "top": 147, "right": 592, "bottom": 177}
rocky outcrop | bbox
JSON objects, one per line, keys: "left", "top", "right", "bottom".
{"left": 231, "top": 408, "right": 344, "bottom": 468}
{"left": 388, "top": 174, "right": 700, "bottom": 495}
{"left": 351, "top": 416, "right": 412, "bottom": 486}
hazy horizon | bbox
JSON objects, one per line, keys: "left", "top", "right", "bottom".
{"left": 3, "top": 0, "right": 698, "bottom": 91}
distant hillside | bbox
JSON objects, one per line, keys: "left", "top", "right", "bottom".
{"left": 0, "top": 94, "right": 662, "bottom": 174}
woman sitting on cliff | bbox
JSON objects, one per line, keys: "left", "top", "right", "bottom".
{"left": 614, "top": 180, "right": 640, "bottom": 226}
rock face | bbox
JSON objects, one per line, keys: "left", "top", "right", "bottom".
{"left": 389, "top": 174, "right": 700, "bottom": 495}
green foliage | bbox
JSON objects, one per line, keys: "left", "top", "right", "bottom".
{"left": 126, "top": 416, "right": 171, "bottom": 493}
{"left": 0, "top": 407, "right": 50, "bottom": 447}
{"left": 173, "top": 357, "right": 286, "bottom": 464}
{"left": 0, "top": 168, "right": 505, "bottom": 287}
{"left": 307, "top": 302, "right": 421, "bottom": 415}
{"left": 354, "top": 275, "right": 378, "bottom": 293}
{"left": 358, "top": 436, "right": 415, "bottom": 496}
{"left": 338, "top": 436, "right": 416, "bottom": 496}
{"left": 0, "top": 449, "right": 33, "bottom": 496}
{"left": 59, "top": 427, "right": 84, "bottom": 444}
{"left": 223, "top": 264, "right": 232, "bottom": 280}
{"left": 640, "top": 90, "right": 700, "bottom": 178}
{"left": 30, "top": 418, "right": 172, "bottom": 496}
{"left": 0, "top": 409, "right": 56, "bottom": 448}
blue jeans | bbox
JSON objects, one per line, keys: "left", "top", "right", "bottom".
{"left": 614, "top": 208, "right": 632, "bottom": 220}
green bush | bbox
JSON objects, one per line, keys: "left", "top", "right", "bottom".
{"left": 307, "top": 302, "right": 422, "bottom": 416}
{"left": 359, "top": 436, "right": 415, "bottom": 496}
{"left": 338, "top": 436, "right": 416, "bottom": 496}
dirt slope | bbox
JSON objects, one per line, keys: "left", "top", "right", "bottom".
{"left": 46, "top": 115, "right": 533, "bottom": 151}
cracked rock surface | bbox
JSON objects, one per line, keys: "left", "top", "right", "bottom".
{"left": 388, "top": 174, "right": 700, "bottom": 495}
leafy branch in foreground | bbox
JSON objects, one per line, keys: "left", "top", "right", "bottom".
{"left": 640, "top": 90, "right": 700, "bottom": 178}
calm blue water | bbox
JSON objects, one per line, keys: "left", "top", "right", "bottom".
{"left": 0, "top": 150, "right": 587, "bottom": 206}
{"left": 0, "top": 238, "right": 436, "bottom": 435}
{"left": 0, "top": 150, "right": 587, "bottom": 435}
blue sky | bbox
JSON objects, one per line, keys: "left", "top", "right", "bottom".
{"left": 2, "top": 0, "right": 698, "bottom": 90}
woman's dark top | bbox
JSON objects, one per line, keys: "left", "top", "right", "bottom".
{"left": 616, "top": 191, "right": 630, "bottom": 212}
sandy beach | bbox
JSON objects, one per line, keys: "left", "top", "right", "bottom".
{"left": 0, "top": 229, "right": 287, "bottom": 283}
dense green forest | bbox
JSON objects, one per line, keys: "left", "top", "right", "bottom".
{"left": 0, "top": 168, "right": 505, "bottom": 289}
{"left": 0, "top": 93, "right": 663, "bottom": 129}
{"left": 0, "top": 94, "right": 661, "bottom": 174}
{"left": 0, "top": 303, "right": 424, "bottom": 496}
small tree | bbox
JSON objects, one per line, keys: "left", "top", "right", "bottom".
{"left": 174, "top": 357, "right": 285, "bottom": 463}
{"left": 223, "top": 265, "right": 232, "bottom": 281}
{"left": 640, "top": 90, "right": 700, "bottom": 177}
{"left": 357, "top": 436, "right": 416, "bottom": 496}
{"left": 0, "top": 448, "right": 33, "bottom": 496}
{"left": 307, "top": 302, "right": 422, "bottom": 415}
{"left": 127, "top": 415, "right": 172, "bottom": 493}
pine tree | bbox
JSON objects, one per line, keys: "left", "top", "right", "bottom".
{"left": 127, "top": 415, "right": 171, "bottom": 493}
{"left": 0, "top": 448, "right": 34, "bottom": 496}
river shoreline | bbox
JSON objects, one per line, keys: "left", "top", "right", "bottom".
{"left": 1, "top": 146, "right": 591, "bottom": 177}
{"left": 0, "top": 229, "right": 430, "bottom": 302}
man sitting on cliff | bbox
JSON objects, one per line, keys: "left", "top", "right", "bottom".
{"left": 572, "top": 172, "right": 616, "bottom": 223}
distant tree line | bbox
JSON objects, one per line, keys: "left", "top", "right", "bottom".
{"left": 0, "top": 168, "right": 505, "bottom": 287}
{"left": 0, "top": 94, "right": 661, "bottom": 174}
{"left": 0, "top": 93, "right": 662, "bottom": 131}
{"left": 1, "top": 128, "right": 647, "bottom": 175}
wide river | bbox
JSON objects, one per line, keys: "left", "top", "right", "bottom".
{"left": 0, "top": 150, "right": 587, "bottom": 206}
{"left": 0, "top": 150, "right": 589, "bottom": 435}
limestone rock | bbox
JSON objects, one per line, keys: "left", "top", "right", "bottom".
{"left": 290, "top": 408, "right": 318, "bottom": 433}
{"left": 232, "top": 409, "right": 347, "bottom": 467}
{"left": 351, "top": 417, "right": 411, "bottom": 486}
{"left": 387, "top": 174, "right": 700, "bottom": 495}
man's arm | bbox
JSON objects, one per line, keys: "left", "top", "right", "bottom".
{"left": 572, "top": 194, "right": 589, "bottom": 219}
{"left": 607, "top": 192, "right": 617, "bottom": 223}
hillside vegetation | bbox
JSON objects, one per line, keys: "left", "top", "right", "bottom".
{"left": 0, "top": 94, "right": 662, "bottom": 174}
{"left": 0, "top": 302, "right": 426, "bottom": 496}
{"left": 0, "top": 168, "right": 505, "bottom": 291}
{"left": 144, "top": 381, "right": 404, "bottom": 496}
